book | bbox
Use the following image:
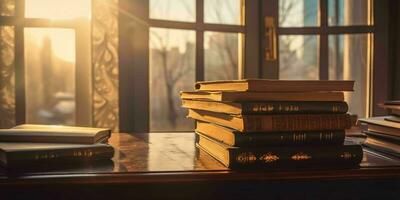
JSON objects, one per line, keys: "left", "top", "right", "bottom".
{"left": 0, "top": 142, "right": 114, "bottom": 168}
{"left": 194, "top": 79, "right": 354, "bottom": 92}
{"left": 385, "top": 116, "right": 400, "bottom": 123}
{"left": 197, "top": 134, "right": 363, "bottom": 168}
{"left": 358, "top": 117, "right": 400, "bottom": 137}
{"left": 363, "top": 137, "right": 400, "bottom": 158}
{"left": 188, "top": 109, "right": 353, "bottom": 132}
{"left": 363, "top": 131, "right": 400, "bottom": 144}
{"left": 0, "top": 124, "right": 111, "bottom": 144}
{"left": 384, "top": 100, "right": 400, "bottom": 105}
{"left": 196, "top": 121, "right": 345, "bottom": 146}
{"left": 181, "top": 91, "right": 344, "bottom": 102}
{"left": 183, "top": 100, "right": 348, "bottom": 115}
{"left": 378, "top": 102, "right": 400, "bottom": 116}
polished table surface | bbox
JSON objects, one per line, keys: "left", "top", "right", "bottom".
{"left": 1, "top": 132, "right": 400, "bottom": 186}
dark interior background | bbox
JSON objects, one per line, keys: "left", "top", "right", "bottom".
{"left": 389, "top": 1, "right": 400, "bottom": 100}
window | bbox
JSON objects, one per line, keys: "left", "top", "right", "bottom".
{"left": 263, "top": 0, "right": 374, "bottom": 118}
{"left": 0, "top": 0, "right": 119, "bottom": 130}
{"left": 120, "top": 0, "right": 259, "bottom": 132}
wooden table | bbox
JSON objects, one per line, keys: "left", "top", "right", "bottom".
{"left": 1, "top": 132, "right": 400, "bottom": 199}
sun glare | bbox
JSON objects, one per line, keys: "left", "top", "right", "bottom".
{"left": 26, "top": 28, "right": 76, "bottom": 62}
{"left": 24, "top": 0, "right": 91, "bottom": 62}
{"left": 25, "top": 0, "right": 91, "bottom": 20}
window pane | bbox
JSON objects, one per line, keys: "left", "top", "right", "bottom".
{"left": 279, "top": 0, "right": 319, "bottom": 27}
{"left": 0, "top": 26, "right": 15, "bottom": 128}
{"left": 150, "top": 0, "right": 195, "bottom": 22}
{"left": 204, "top": 31, "right": 241, "bottom": 81}
{"left": 279, "top": 35, "right": 319, "bottom": 80}
{"left": 25, "top": 28, "right": 76, "bottom": 125}
{"left": 149, "top": 28, "right": 195, "bottom": 131}
{"left": 328, "top": 0, "right": 372, "bottom": 26}
{"left": 25, "top": 0, "right": 91, "bottom": 19}
{"left": 204, "top": 0, "right": 244, "bottom": 25}
{"left": 0, "top": 0, "right": 15, "bottom": 16}
{"left": 329, "top": 34, "right": 370, "bottom": 118}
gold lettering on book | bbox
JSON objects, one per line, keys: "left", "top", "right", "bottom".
{"left": 332, "top": 105, "right": 338, "bottom": 112}
{"left": 252, "top": 105, "right": 274, "bottom": 112}
{"left": 283, "top": 105, "right": 299, "bottom": 112}
{"left": 293, "top": 133, "right": 306, "bottom": 142}
{"left": 236, "top": 152, "right": 257, "bottom": 164}
{"left": 340, "top": 152, "right": 353, "bottom": 160}
{"left": 73, "top": 150, "right": 94, "bottom": 157}
{"left": 259, "top": 152, "right": 279, "bottom": 163}
{"left": 291, "top": 152, "right": 312, "bottom": 161}
{"left": 252, "top": 106, "right": 259, "bottom": 112}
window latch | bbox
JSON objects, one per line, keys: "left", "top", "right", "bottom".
{"left": 264, "top": 16, "right": 277, "bottom": 61}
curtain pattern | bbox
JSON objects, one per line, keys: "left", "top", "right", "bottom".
{"left": 0, "top": 26, "right": 15, "bottom": 128}
{"left": 92, "top": 0, "right": 119, "bottom": 132}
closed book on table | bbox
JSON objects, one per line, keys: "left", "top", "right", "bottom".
{"left": 0, "top": 124, "right": 111, "bottom": 144}
{"left": 194, "top": 79, "right": 354, "bottom": 92}
{"left": 363, "top": 136, "right": 400, "bottom": 158}
{"left": 196, "top": 121, "right": 345, "bottom": 147}
{"left": 363, "top": 131, "right": 400, "bottom": 144}
{"left": 384, "top": 116, "right": 400, "bottom": 123}
{"left": 183, "top": 100, "right": 348, "bottom": 115}
{"left": 197, "top": 134, "right": 363, "bottom": 168}
{"left": 358, "top": 117, "right": 400, "bottom": 137}
{"left": 181, "top": 91, "right": 344, "bottom": 102}
{"left": 188, "top": 109, "right": 352, "bottom": 132}
{"left": 0, "top": 142, "right": 114, "bottom": 168}
{"left": 379, "top": 103, "right": 400, "bottom": 117}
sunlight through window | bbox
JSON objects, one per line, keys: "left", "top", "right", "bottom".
{"left": 25, "top": 0, "right": 91, "bottom": 20}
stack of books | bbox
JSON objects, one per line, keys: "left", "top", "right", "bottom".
{"left": 359, "top": 101, "right": 400, "bottom": 158}
{"left": 0, "top": 124, "right": 114, "bottom": 169}
{"left": 181, "top": 79, "right": 363, "bottom": 168}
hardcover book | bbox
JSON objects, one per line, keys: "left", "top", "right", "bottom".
{"left": 188, "top": 109, "right": 353, "bottom": 132}
{"left": 181, "top": 91, "right": 344, "bottom": 102}
{"left": 363, "top": 136, "right": 400, "bottom": 158}
{"left": 378, "top": 102, "right": 400, "bottom": 116}
{"left": 384, "top": 116, "right": 400, "bottom": 123}
{"left": 194, "top": 79, "right": 354, "bottom": 92}
{"left": 358, "top": 117, "right": 400, "bottom": 137}
{"left": 183, "top": 100, "right": 348, "bottom": 115}
{"left": 197, "top": 134, "right": 363, "bottom": 168}
{"left": 196, "top": 121, "right": 345, "bottom": 146}
{"left": 0, "top": 124, "right": 111, "bottom": 144}
{"left": 363, "top": 131, "right": 400, "bottom": 144}
{"left": 0, "top": 142, "right": 114, "bottom": 168}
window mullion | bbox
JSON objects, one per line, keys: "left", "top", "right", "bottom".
{"left": 15, "top": 0, "right": 26, "bottom": 124}
{"left": 196, "top": 0, "right": 204, "bottom": 82}
{"left": 319, "top": 0, "right": 329, "bottom": 80}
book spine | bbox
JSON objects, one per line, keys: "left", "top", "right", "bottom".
{"left": 235, "top": 130, "right": 345, "bottom": 146}
{"left": 242, "top": 102, "right": 348, "bottom": 114}
{"left": 245, "top": 114, "right": 352, "bottom": 132}
{"left": 7, "top": 146, "right": 114, "bottom": 166}
{"left": 229, "top": 145, "right": 363, "bottom": 168}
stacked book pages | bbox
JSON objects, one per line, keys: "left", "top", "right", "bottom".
{"left": 359, "top": 101, "right": 400, "bottom": 158}
{"left": 181, "top": 79, "right": 363, "bottom": 168}
{"left": 0, "top": 124, "right": 114, "bottom": 169}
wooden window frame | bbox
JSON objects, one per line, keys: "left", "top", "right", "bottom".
{"left": 0, "top": 1, "right": 92, "bottom": 126}
{"left": 119, "top": 0, "right": 261, "bottom": 132}
{"left": 262, "top": 0, "right": 388, "bottom": 116}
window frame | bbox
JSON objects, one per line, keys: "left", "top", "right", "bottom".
{"left": 262, "top": 0, "right": 387, "bottom": 117}
{"left": 0, "top": 0, "right": 92, "bottom": 126}
{"left": 119, "top": 0, "right": 261, "bottom": 132}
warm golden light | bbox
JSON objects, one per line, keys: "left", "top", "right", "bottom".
{"left": 25, "top": 28, "right": 76, "bottom": 62}
{"left": 25, "top": 0, "right": 91, "bottom": 20}
{"left": 24, "top": 0, "right": 91, "bottom": 62}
